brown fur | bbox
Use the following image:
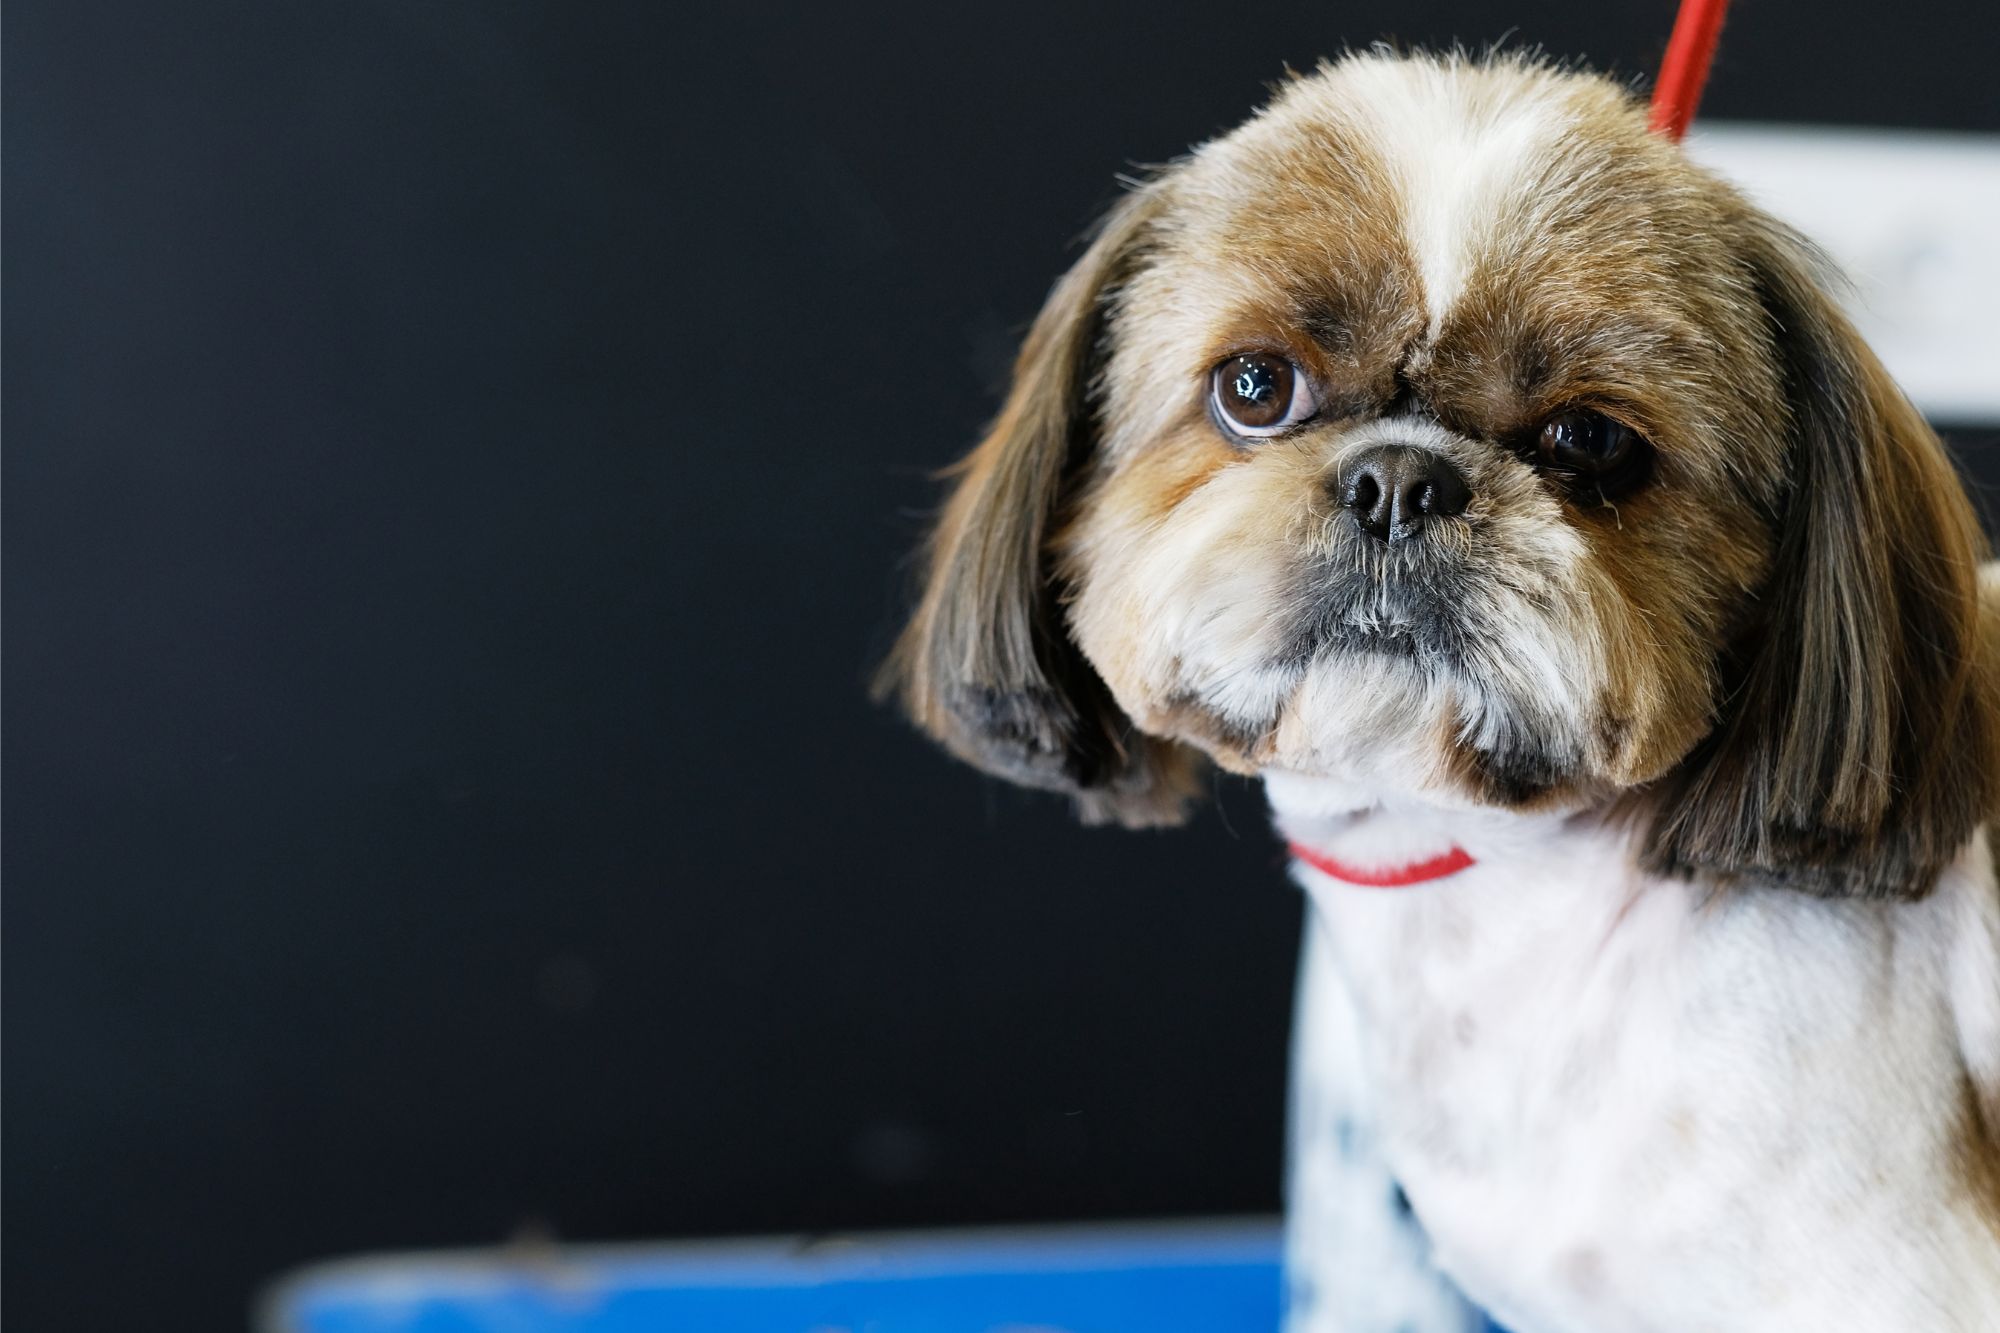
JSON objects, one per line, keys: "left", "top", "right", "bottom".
{"left": 1643, "top": 224, "right": 1999, "bottom": 899}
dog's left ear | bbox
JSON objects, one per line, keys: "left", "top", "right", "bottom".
{"left": 1645, "top": 217, "right": 1998, "bottom": 898}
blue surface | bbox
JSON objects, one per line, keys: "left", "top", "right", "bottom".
{"left": 270, "top": 1223, "right": 1289, "bottom": 1333}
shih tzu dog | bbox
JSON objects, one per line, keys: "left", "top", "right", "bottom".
{"left": 882, "top": 51, "right": 2000, "bottom": 1332}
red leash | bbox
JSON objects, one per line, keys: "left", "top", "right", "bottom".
{"left": 1650, "top": 0, "right": 1731, "bottom": 140}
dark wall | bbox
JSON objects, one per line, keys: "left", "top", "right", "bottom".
{"left": 8, "top": 3, "right": 1998, "bottom": 1329}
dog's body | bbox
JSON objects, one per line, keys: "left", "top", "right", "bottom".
{"left": 883, "top": 51, "right": 2000, "bottom": 1331}
{"left": 1280, "top": 777, "right": 2000, "bottom": 1331}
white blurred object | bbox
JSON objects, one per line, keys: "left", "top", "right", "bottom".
{"left": 1687, "top": 124, "right": 2000, "bottom": 425}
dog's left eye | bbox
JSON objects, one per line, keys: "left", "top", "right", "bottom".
{"left": 1211, "top": 354, "right": 1316, "bottom": 437}
{"left": 1537, "top": 410, "right": 1641, "bottom": 474}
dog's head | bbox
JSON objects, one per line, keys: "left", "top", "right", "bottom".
{"left": 882, "top": 53, "right": 1995, "bottom": 898}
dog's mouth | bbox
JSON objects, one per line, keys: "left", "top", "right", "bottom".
{"left": 1276, "top": 572, "right": 1475, "bottom": 673}
{"left": 1315, "top": 621, "right": 1429, "bottom": 659}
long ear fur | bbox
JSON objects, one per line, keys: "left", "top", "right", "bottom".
{"left": 1645, "top": 219, "right": 1997, "bottom": 898}
{"left": 876, "top": 186, "right": 1202, "bottom": 827}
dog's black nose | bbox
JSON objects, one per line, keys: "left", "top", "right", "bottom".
{"left": 1337, "top": 445, "right": 1471, "bottom": 543}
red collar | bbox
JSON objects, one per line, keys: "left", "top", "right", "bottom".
{"left": 1287, "top": 841, "right": 1475, "bottom": 888}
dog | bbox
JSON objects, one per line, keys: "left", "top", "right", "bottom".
{"left": 881, "top": 51, "right": 2000, "bottom": 1332}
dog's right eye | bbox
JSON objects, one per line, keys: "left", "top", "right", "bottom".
{"left": 1211, "top": 354, "right": 1315, "bottom": 437}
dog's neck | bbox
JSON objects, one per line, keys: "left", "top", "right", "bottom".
{"left": 1270, "top": 764, "right": 2000, "bottom": 1329}
{"left": 1263, "top": 769, "right": 1613, "bottom": 881}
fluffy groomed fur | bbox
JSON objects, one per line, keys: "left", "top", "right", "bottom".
{"left": 883, "top": 51, "right": 1996, "bottom": 899}
{"left": 882, "top": 50, "right": 2000, "bottom": 1333}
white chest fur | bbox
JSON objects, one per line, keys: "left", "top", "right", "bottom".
{"left": 1269, "top": 772, "right": 2000, "bottom": 1333}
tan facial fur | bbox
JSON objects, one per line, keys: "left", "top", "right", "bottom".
{"left": 885, "top": 51, "right": 1995, "bottom": 899}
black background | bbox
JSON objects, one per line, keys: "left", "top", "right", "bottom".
{"left": 8, "top": 2, "right": 1999, "bottom": 1329}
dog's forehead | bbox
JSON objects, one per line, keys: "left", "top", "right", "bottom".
{"left": 1172, "top": 57, "right": 1687, "bottom": 314}
{"left": 1107, "top": 56, "right": 1761, "bottom": 454}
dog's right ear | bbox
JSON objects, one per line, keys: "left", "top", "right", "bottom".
{"left": 1642, "top": 215, "right": 1998, "bottom": 898}
{"left": 876, "top": 184, "right": 1201, "bottom": 827}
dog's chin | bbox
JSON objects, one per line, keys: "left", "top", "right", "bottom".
{"left": 1157, "top": 623, "right": 1606, "bottom": 812}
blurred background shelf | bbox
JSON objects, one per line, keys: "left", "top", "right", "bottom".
{"left": 265, "top": 1220, "right": 1285, "bottom": 1333}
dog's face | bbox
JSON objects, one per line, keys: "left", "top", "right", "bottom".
{"left": 885, "top": 54, "right": 1994, "bottom": 898}
{"left": 1067, "top": 60, "right": 1774, "bottom": 809}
